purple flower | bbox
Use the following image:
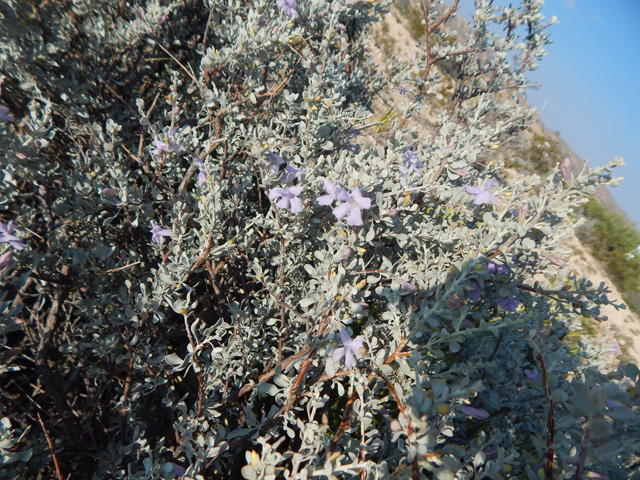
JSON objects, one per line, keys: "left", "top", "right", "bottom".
{"left": 267, "top": 153, "right": 284, "bottom": 174}
{"left": 463, "top": 178, "right": 499, "bottom": 205}
{"left": 460, "top": 405, "right": 490, "bottom": 420}
{"left": 317, "top": 179, "right": 344, "bottom": 205}
{"left": 560, "top": 157, "right": 572, "bottom": 181}
{"left": 400, "top": 280, "right": 419, "bottom": 293}
{"left": 0, "top": 222, "right": 27, "bottom": 250}
{"left": 281, "top": 165, "right": 305, "bottom": 183}
{"left": 341, "top": 248, "right": 352, "bottom": 263}
{"left": 524, "top": 368, "right": 538, "bottom": 380}
{"left": 0, "top": 107, "right": 14, "bottom": 122}
{"left": 333, "top": 327, "right": 365, "bottom": 368}
{"left": 497, "top": 295, "right": 519, "bottom": 313}
{"left": 195, "top": 157, "right": 217, "bottom": 187}
{"left": 466, "top": 280, "right": 483, "bottom": 302}
{"left": 333, "top": 187, "right": 371, "bottom": 226}
{"left": 486, "top": 262, "right": 507, "bottom": 277}
{"left": 269, "top": 186, "right": 303, "bottom": 213}
{"left": 0, "top": 250, "right": 13, "bottom": 270}
{"left": 336, "top": 23, "right": 346, "bottom": 31}
{"left": 605, "top": 399, "right": 619, "bottom": 408}
{"left": 276, "top": 0, "right": 298, "bottom": 18}
{"left": 151, "top": 129, "right": 183, "bottom": 155}
{"left": 397, "top": 85, "right": 410, "bottom": 95}
{"left": 149, "top": 220, "right": 172, "bottom": 243}
{"left": 399, "top": 150, "right": 423, "bottom": 174}
{"left": 102, "top": 188, "right": 118, "bottom": 195}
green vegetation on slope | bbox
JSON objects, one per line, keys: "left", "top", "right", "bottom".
{"left": 579, "top": 199, "right": 640, "bottom": 312}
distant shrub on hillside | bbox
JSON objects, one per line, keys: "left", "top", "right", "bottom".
{"left": 579, "top": 199, "right": 640, "bottom": 311}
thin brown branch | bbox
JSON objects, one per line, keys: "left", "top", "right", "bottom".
{"left": 202, "top": 2, "right": 215, "bottom": 52}
{"left": 38, "top": 412, "right": 63, "bottom": 480}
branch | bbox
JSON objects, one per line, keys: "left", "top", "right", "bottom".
{"left": 38, "top": 412, "right": 63, "bottom": 480}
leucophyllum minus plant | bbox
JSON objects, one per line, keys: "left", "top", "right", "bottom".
{"left": 0, "top": 0, "right": 637, "bottom": 479}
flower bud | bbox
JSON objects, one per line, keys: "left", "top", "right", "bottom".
{"left": 517, "top": 202, "right": 529, "bottom": 223}
{"left": 561, "top": 157, "right": 572, "bottom": 181}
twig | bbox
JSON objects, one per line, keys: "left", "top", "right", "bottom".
{"left": 38, "top": 412, "right": 63, "bottom": 480}
{"left": 202, "top": 2, "right": 215, "bottom": 52}
{"left": 328, "top": 391, "right": 359, "bottom": 454}
{"left": 366, "top": 365, "right": 419, "bottom": 480}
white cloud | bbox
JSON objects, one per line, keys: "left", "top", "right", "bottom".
{"left": 566, "top": 0, "right": 576, "bottom": 8}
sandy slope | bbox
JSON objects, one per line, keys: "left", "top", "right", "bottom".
{"left": 564, "top": 234, "right": 640, "bottom": 367}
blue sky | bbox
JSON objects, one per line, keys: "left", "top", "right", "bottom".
{"left": 458, "top": 0, "right": 640, "bottom": 226}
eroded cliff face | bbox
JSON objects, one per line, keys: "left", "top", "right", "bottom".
{"left": 369, "top": 1, "right": 640, "bottom": 368}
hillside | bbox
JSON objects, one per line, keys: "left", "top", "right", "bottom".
{"left": 371, "top": 1, "right": 640, "bottom": 367}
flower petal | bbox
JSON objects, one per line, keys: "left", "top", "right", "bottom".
{"left": 332, "top": 347, "right": 346, "bottom": 363}
{"left": 346, "top": 208, "right": 363, "bottom": 226}
{"left": 352, "top": 188, "right": 371, "bottom": 209}
{"left": 276, "top": 197, "right": 291, "bottom": 210}
{"left": 289, "top": 197, "right": 303, "bottom": 213}
{"left": 464, "top": 185, "right": 482, "bottom": 195}
{"left": 345, "top": 349, "right": 356, "bottom": 368}
{"left": 460, "top": 406, "right": 490, "bottom": 420}
{"left": 333, "top": 202, "right": 351, "bottom": 220}
{"left": 317, "top": 194, "right": 335, "bottom": 205}
{"left": 339, "top": 327, "right": 352, "bottom": 345}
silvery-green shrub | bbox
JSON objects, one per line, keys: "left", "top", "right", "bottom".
{"left": 0, "top": 0, "right": 638, "bottom": 478}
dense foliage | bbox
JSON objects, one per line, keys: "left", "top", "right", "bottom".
{"left": 1, "top": 0, "right": 639, "bottom": 479}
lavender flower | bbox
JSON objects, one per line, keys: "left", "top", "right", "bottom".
{"left": 336, "top": 23, "right": 346, "bottom": 31}
{"left": 149, "top": 220, "right": 172, "bottom": 243}
{"left": 463, "top": 178, "right": 499, "bottom": 205}
{"left": 486, "top": 262, "right": 507, "bottom": 277}
{"left": 316, "top": 179, "right": 344, "bottom": 205}
{"left": 460, "top": 405, "right": 490, "bottom": 420}
{"left": 195, "top": 156, "right": 217, "bottom": 187}
{"left": 400, "top": 280, "right": 419, "bottom": 293}
{"left": 0, "top": 250, "right": 13, "bottom": 270}
{"left": 276, "top": 0, "right": 298, "bottom": 18}
{"left": 333, "top": 327, "right": 365, "bottom": 368}
{"left": 399, "top": 150, "right": 423, "bottom": 174}
{"left": 524, "top": 368, "right": 538, "bottom": 380}
{"left": 0, "top": 107, "right": 14, "bottom": 122}
{"left": 281, "top": 165, "right": 305, "bottom": 182}
{"left": 397, "top": 85, "right": 410, "bottom": 96}
{"left": 0, "top": 222, "right": 27, "bottom": 250}
{"left": 605, "top": 399, "right": 619, "bottom": 408}
{"left": 269, "top": 186, "right": 303, "bottom": 213}
{"left": 465, "top": 280, "right": 483, "bottom": 302}
{"left": 497, "top": 295, "right": 519, "bottom": 313}
{"left": 333, "top": 187, "right": 371, "bottom": 226}
{"left": 151, "top": 129, "right": 183, "bottom": 155}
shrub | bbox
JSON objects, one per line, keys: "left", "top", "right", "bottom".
{"left": 0, "top": 0, "right": 638, "bottom": 479}
{"left": 579, "top": 199, "right": 640, "bottom": 311}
